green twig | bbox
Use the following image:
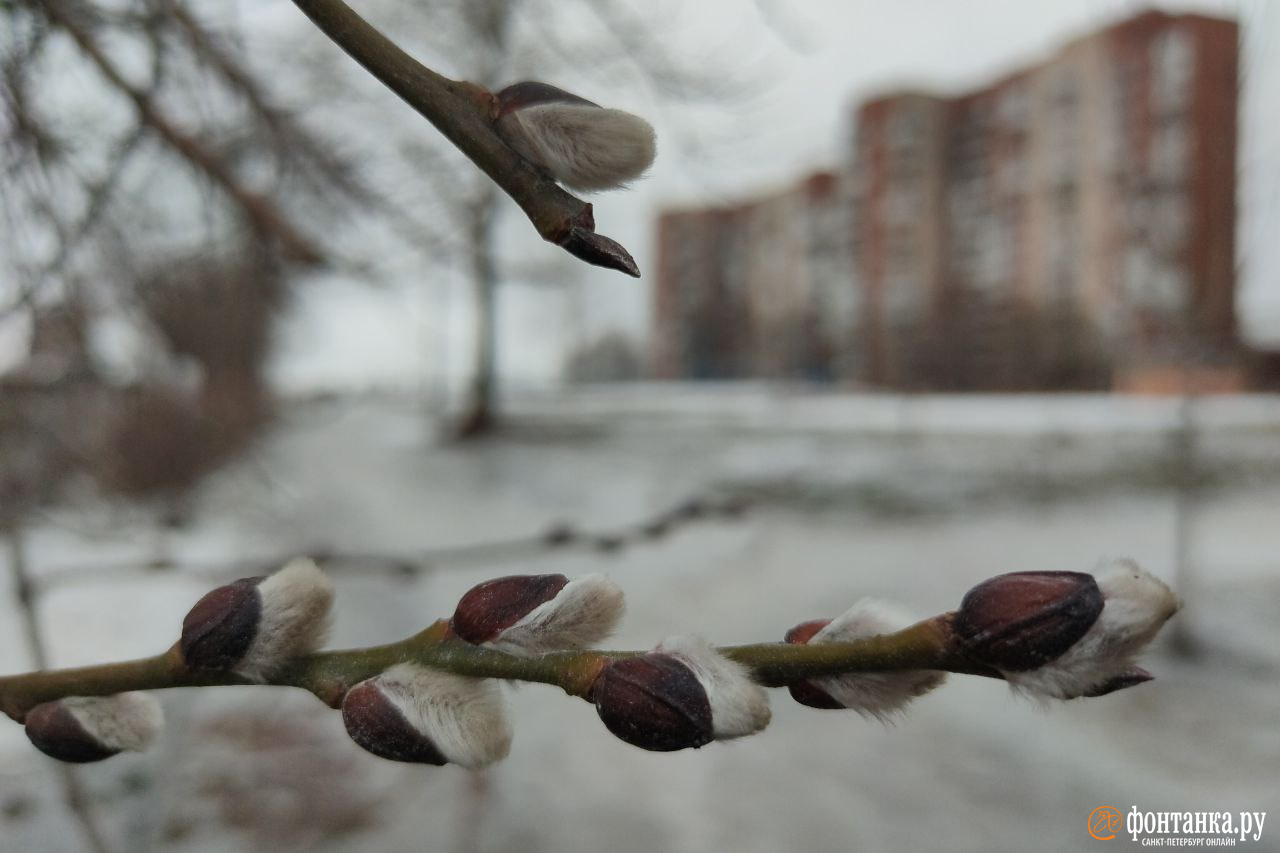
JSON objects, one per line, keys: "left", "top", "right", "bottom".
{"left": 0, "top": 615, "right": 997, "bottom": 723}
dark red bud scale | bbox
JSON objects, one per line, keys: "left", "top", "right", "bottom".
{"left": 25, "top": 702, "right": 117, "bottom": 764}
{"left": 782, "top": 619, "right": 845, "bottom": 710}
{"left": 494, "top": 81, "right": 599, "bottom": 117}
{"left": 954, "top": 571, "right": 1104, "bottom": 671}
{"left": 592, "top": 653, "right": 713, "bottom": 752}
{"left": 787, "top": 681, "right": 845, "bottom": 711}
{"left": 180, "top": 577, "right": 264, "bottom": 670}
{"left": 450, "top": 574, "right": 569, "bottom": 644}
{"left": 341, "top": 680, "right": 448, "bottom": 765}
{"left": 783, "top": 619, "right": 830, "bottom": 645}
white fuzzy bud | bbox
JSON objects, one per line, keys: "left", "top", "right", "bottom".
{"left": 183, "top": 558, "right": 335, "bottom": 681}
{"left": 342, "top": 664, "right": 512, "bottom": 769}
{"left": 802, "top": 600, "right": 946, "bottom": 720}
{"left": 63, "top": 693, "right": 164, "bottom": 751}
{"left": 656, "top": 635, "right": 771, "bottom": 740}
{"left": 495, "top": 81, "right": 656, "bottom": 192}
{"left": 26, "top": 693, "right": 163, "bottom": 763}
{"left": 237, "top": 558, "right": 334, "bottom": 681}
{"left": 1004, "top": 559, "right": 1179, "bottom": 700}
{"left": 488, "top": 574, "right": 625, "bottom": 656}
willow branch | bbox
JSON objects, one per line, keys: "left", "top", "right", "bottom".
{"left": 289, "top": 0, "right": 641, "bottom": 276}
{"left": 0, "top": 614, "right": 994, "bottom": 723}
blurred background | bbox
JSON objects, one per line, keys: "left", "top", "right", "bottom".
{"left": 2, "top": 0, "right": 1278, "bottom": 851}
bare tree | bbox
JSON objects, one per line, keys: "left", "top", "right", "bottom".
{"left": 2, "top": 1, "right": 382, "bottom": 494}
{"left": 5, "top": 0, "right": 744, "bottom": 448}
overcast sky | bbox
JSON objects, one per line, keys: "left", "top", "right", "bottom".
{"left": 60, "top": 0, "right": 1278, "bottom": 392}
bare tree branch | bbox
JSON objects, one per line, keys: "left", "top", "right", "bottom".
{"left": 161, "top": 0, "right": 372, "bottom": 206}
{"left": 33, "top": 0, "right": 327, "bottom": 265}
{"left": 36, "top": 124, "right": 148, "bottom": 279}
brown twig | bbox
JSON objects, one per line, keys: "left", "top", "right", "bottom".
{"left": 289, "top": 0, "right": 641, "bottom": 277}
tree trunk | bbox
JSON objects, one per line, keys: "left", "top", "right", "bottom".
{"left": 453, "top": 187, "right": 500, "bottom": 440}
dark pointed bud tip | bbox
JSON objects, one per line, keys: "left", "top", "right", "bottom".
{"left": 25, "top": 702, "right": 117, "bottom": 764}
{"left": 494, "top": 81, "right": 599, "bottom": 117}
{"left": 450, "top": 574, "right": 569, "bottom": 644}
{"left": 783, "top": 619, "right": 844, "bottom": 709}
{"left": 593, "top": 654, "right": 713, "bottom": 752}
{"left": 179, "top": 577, "right": 263, "bottom": 670}
{"left": 955, "top": 571, "right": 1104, "bottom": 671}
{"left": 341, "top": 680, "right": 447, "bottom": 765}
{"left": 1082, "top": 667, "right": 1154, "bottom": 698}
{"left": 559, "top": 226, "right": 641, "bottom": 277}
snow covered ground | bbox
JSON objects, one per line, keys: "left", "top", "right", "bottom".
{"left": 3, "top": 389, "right": 1278, "bottom": 852}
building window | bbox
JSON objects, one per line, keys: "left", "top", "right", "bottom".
{"left": 1147, "top": 190, "right": 1188, "bottom": 257}
{"left": 997, "top": 85, "right": 1028, "bottom": 128}
{"left": 1053, "top": 64, "right": 1078, "bottom": 105}
{"left": 1149, "top": 121, "right": 1187, "bottom": 185}
{"left": 1151, "top": 27, "right": 1194, "bottom": 116}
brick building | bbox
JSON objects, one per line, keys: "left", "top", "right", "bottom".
{"left": 853, "top": 10, "right": 1238, "bottom": 389}
{"left": 653, "top": 10, "right": 1241, "bottom": 391}
{"left": 654, "top": 171, "right": 853, "bottom": 380}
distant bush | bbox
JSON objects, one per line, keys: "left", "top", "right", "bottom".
{"left": 563, "top": 331, "right": 643, "bottom": 383}
{"left": 93, "top": 382, "right": 265, "bottom": 500}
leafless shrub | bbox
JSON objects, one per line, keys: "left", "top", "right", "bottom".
{"left": 92, "top": 384, "right": 258, "bottom": 500}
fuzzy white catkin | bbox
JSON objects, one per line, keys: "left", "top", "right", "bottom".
{"left": 236, "top": 558, "right": 334, "bottom": 681}
{"left": 499, "top": 103, "right": 656, "bottom": 192}
{"left": 1004, "top": 559, "right": 1179, "bottom": 700}
{"left": 809, "top": 600, "right": 946, "bottom": 720}
{"left": 657, "top": 635, "right": 771, "bottom": 740}
{"left": 63, "top": 693, "right": 164, "bottom": 753}
{"left": 375, "top": 664, "right": 512, "bottom": 769}
{"left": 489, "top": 574, "right": 625, "bottom": 656}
